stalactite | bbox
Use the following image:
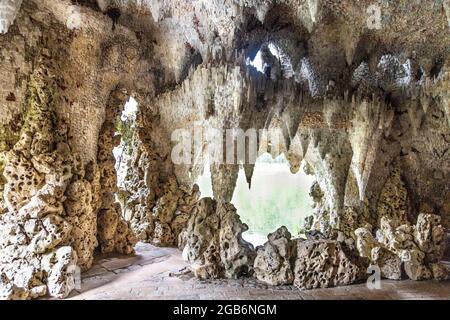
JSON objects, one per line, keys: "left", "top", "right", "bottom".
{"left": 305, "top": 128, "right": 353, "bottom": 228}
{"left": 308, "top": 0, "right": 319, "bottom": 23}
{"left": 343, "top": 32, "right": 360, "bottom": 66}
{"left": 243, "top": 163, "right": 254, "bottom": 189}
{"left": 211, "top": 164, "right": 239, "bottom": 203}
{"left": 349, "top": 99, "right": 394, "bottom": 202}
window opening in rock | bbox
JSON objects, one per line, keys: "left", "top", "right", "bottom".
{"left": 246, "top": 43, "right": 282, "bottom": 75}
{"left": 196, "top": 158, "right": 214, "bottom": 199}
{"left": 197, "top": 153, "right": 315, "bottom": 247}
{"left": 113, "top": 97, "right": 138, "bottom": 211}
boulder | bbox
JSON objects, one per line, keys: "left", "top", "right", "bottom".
{"left": 254, "top": 226, "right": 296, "bottom": 285}
{"left": 293, "top": 239, "right": 369, "bottom": 289}
{"left": 371, "top": 246, "right": 403, "bottom": 280}
{"left": 180, "top": 198, "right": 255, "bottom": 279}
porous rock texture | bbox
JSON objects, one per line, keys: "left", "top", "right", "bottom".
{"left": 122, "top": 108, "right": 201, "bottom": 246}
{"left": 179, "top": 198, "right": 256, "bottom": 279}
{"left": 0, "top": 0, "right": 449, "bottom": 298}
{"left": 355, "top": 213, "right": 448, "bottom": 281}
{"left": 254, "top": 226, "right": 296, "bottom": 285}
{"left": 0, "top": 68, "right": 81, "bottom": 299}
{"left": 293, "top": 238, "right": 369, "bottom": 290}
{"left": 0, "top": 1, "right": 138, "bottom": 299}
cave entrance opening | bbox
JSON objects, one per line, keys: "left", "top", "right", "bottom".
{"left": 246, "top": 42, "right": 285, "bottom": 76}
{"left": 197, "top": 153, "right": 315, "bottom": 247}
{"left": 113, "top": 96, "right": 138, "bottom": 215}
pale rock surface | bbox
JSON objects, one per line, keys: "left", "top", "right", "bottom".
{"left": 0, "top": 70, "right": 79, "bottom": 299}
{"left": 253, "top": 226, "right": 296, "bottom": 285}
{"left": 0, "top": 0, "right": 450, "bottom": 299}
{"left": 218, "top": 202, "right": 256, "bottom": 279}
{"left": 371, "top": 246, "right": 403, "bottom": 280}
{"left": 0, "top": 0, "right": 22, "bottom": 34}
{"left": 180, "top": 198, "right": 255, "bottom": 279}
{"left": 293, "top": 239, "right": 369, "bottom": 290}
{"left": 355, "top": 213, "right": 447, "bottom": 281}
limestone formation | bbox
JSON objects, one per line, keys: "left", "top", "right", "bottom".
{"left": 414, "top": 213, "right": 446, "bottom": 263}
{"left": 354, "top": 214, "right": 448, "bottom": 281}
{"left": 376, "top": 164, "right": 409, "bottom": 225}
{"left": 0, "top": 69, "right": 79, "bottom": 299}
{"left": 0, "top": 0, "right": 449, "bottom": 299}
{"left": 123, "top": 129, "right": 200, "bottom": 246}
{"left": 0, "top": 272, "right": 28, "bottom": 300}
{"left": 254, "top": 226, "right": 296, "bottom": 285}
{"left": 293, "top": 239, "right": 369, "bottom": 290}
{"left": 0, "top": 0, "right": 22, "bottom": 34}
{"left": 180, "top": 198, "right": 255, "bottom": 279}
{"left": 370, "top": 246, "right": 403, "bottom": 281}
{"left": 96, "top": 90, "right": 137, "bottom": 255}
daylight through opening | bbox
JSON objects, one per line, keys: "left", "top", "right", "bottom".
{"left": 197, "top": 153, "right": 315, "bottom": 247}
{"left": 114, "top": 96, "right": 138, "bottom": 214}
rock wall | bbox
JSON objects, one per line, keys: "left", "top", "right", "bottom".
{"left": 355, "top": 213, "right": 448, "bottom": 281}
{"left": 0, "top": 69, "right": 81, "bottom": 299}
{"left": 0, "top": 0, "right": 449, "bottom": 298}
{"left": 122, "top": 98, "right": 200, "bottom": 246}
{"left": 0, "top": 1, "right": 142, "bottom": 299}
{"left": 179, "top": 198, "right": 256, "bottom": 279}
{"left": 96, "top": 89, "right": 136, "bottom": 255}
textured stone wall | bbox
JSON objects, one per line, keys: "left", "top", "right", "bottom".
{"left": 0, "top": 0, "right": 143, "bottom": 299}
{"left": 0, "top": 0, "right": 449, "bottom": 298}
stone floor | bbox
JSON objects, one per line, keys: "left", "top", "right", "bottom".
{"left": 67, "top": 242, "right": 450, "bottom": 300}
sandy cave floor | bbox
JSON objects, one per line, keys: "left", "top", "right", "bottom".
{"left": 57, "top": 243, "right": 450, "bottom": 300}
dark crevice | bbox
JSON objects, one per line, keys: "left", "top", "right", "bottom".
{"left": 106, "top": 8, "right": 121, "bottom": 31}
{"left": 71, "top": 0, "right": 100, "bottom": 11}
{"left": 430, "top": 58, "right": 443, "bottom": 79}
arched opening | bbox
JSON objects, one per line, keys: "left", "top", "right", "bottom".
{"left": 246, "top": 42, "right": 294, "bottom": 80}
{"left": 197, "top": 153, "right": 315, "bottom": 247}
{"left": 113, "top": 96, "right": 138, "bottom": 213}
{"left": 246, "top": 42, "right": 282, "bottom": 75}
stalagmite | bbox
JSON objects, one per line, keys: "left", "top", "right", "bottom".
{"left": 254, "top": 226, "right": 296, "bottom": 285}
{"left": 179, "top": 198, "right": 255, "bottom": 279}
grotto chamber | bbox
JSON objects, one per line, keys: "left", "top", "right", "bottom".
{"left": 0, "top": 0, "right": 449, "bottom": 300}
